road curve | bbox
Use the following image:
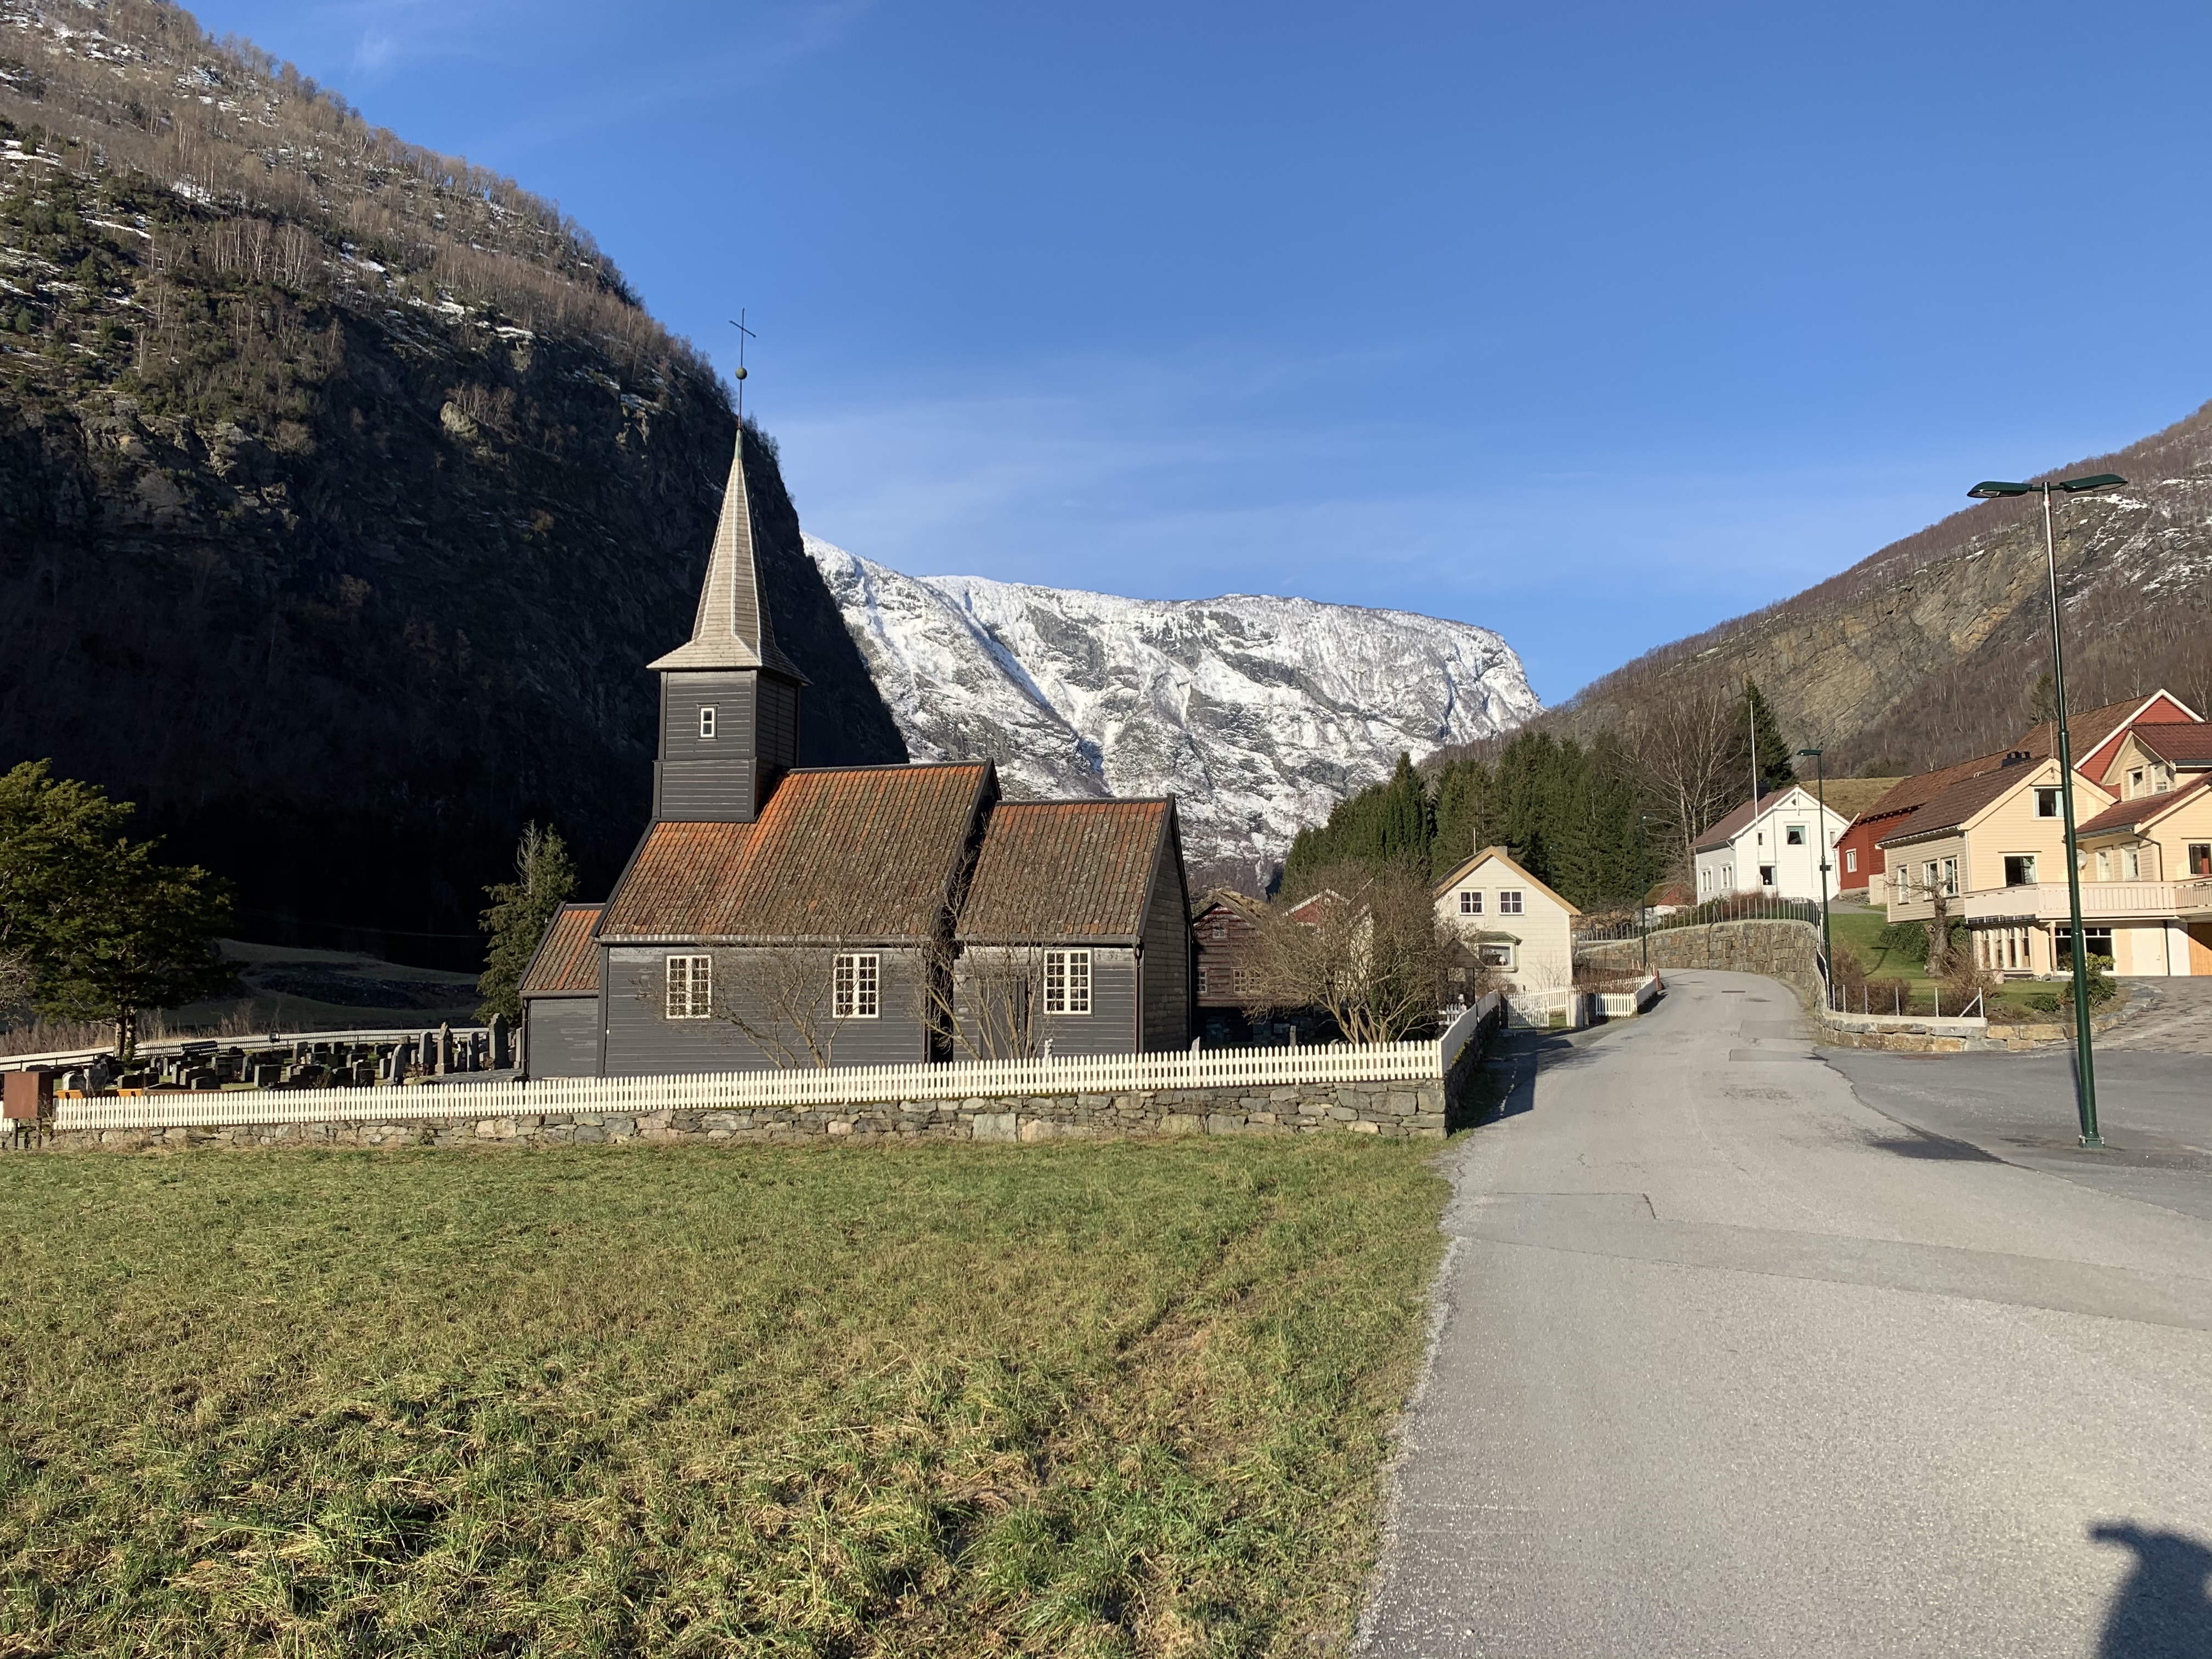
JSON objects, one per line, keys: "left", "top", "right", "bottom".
{"left": 1361, "top": 969, "right": 2212, "bottom": 1659}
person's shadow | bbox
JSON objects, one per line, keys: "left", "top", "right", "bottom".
{"left": 2090, "top": 1521, "right": 2212, "bottom": 1657}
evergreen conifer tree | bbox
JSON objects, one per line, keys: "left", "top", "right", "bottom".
{"left": 476, "top": 823, "right": 578, "bottom": 1023}
{"left": 1740, "top": 680, "right": 1798, "bottom": 797}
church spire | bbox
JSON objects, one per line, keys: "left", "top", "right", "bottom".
{"left": 648, "top": 427, "right": 806, "bottom": 681}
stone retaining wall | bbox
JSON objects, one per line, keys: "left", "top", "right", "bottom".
{"left": 38, "top": 1077, "right": 1462, "bottom": 1155}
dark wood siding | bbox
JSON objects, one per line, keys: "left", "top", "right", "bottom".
{"left": 655, "top": 671, "right": 761, "bottom": 821}
{"left": 1036, "top": 946, "right": 1137, "bottom": 1056}
{"left": 524, "top": 996, "right": 600, "bottom": 1077}
{"left": 1139, "top": 837, "right": 1192, "bottom": 1050}
{"left": 601, "top": 945, "right": 933, "bottom": 1077}
{"left": 758, "top": 674, "right": 800, "bottom": 775}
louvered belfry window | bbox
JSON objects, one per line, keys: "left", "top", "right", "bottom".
{"left": 834, "top": 953, "right": 881, "bottom": 1019}
{"left": 665, "top": 955, "right": 713, "bottom": 1019}
{"left": 1045, "top": 950, "right": 1092, "bottom": 1015}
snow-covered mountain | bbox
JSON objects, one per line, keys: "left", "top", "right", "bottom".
{"left": 806, "top": 536, "right": 1543, "bottom": 885}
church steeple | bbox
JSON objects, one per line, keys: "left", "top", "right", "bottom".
{"left": 648, "top": 427, "right": 806, "bottom": 823}
{"left": 648, "top": 428, "right": 806, "bottom": 681}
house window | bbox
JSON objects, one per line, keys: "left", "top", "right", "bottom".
{"left": 1497, "top": 890, "right": 1523, "bottom": 915}
{"left": 1459, "top": 890, "right": 1482, "bottom": 915}
{"left": 2003, "top": 854, "right": 2037, "bottom": 888}
{"left": 2191, "top": 843, "right": 2211, "bottom": 877}
{"left": 1211, "top": 920, "right": 1228, "bottom": 940}
{"left": 2128, "top": 768, "right": 2145, "bottom": 796}
{"left": 2035, "top": 788, "right": 2060, "bottom": 819}
{"left": 1941, "top": 857, "right": 1959, "bottom": 897}
{"left": 2095, "top": 850, "right": 2111, "bottom": 881}
{"left": 1759, "top": 864, "right": 1776, "bottom": 887}
{"left": 1045, "top": 950, "right": 1092, "bottom": 1015}
{"left": 698, "top": 706, "right": 718, "bottom": 740}
{"left": 664, "top": 955, "right": 712, "bottom": 1019}
{"left": 2057, "top": 925, "right": 2114, "bottom": 964}
{"left": 1232, "top": 967, "right": 1256, "bottom": 996}
{"left": 833, "top": 953, "right": 880, "bottom": 1019}
{"left": 1197, "top": 963, "right": 1211, "bottom": 995}
{"left": 2123, "top": 847, "right": 2141, "bottom": 881}
{"left": 1922, "top": 860, "right": 1938, "bottom": 895}
{"left": 1845, "top": 849, "right": 1858, "bottom": 873}
{"left": 2155, "top": 767, "right": 2172, "bottom": 794}
{"left": 1786, "top": 825, "right": 1806, "bottom": 846}
{"left": 1478, "top": 942, "right": 1514, "bottom": 969}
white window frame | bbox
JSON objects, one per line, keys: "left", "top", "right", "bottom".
{"left": 1785, "top": 825, "right": 1807, "bottom": 846}
{"left": 665, "top": 954, "right": 712, "bottom": 1019}
{"left": 2035, "top": 787, "right": 2060, "bottom": 818}
{"left": 1844, "top": 848, "right": 1858, "bottom": 873}
{"left": 1759, "top": 864, "right": 1776, "bottom": 888}
{"left": 833, "top": 952, "right": 880, "bottom": 1019}
{"left": 698, "top": 705, "right": 718, "bottom": 740}
{"left": 1044, "top": 949, "right": 1092, "bottom": 1015}
{"left": 1477, "top": 941, "right": 1514, "bottom": 969}
{"left": 1497, "top": 890, "right": 1523, "bottom": 916}
{"left": 1459, "top": 890, "right": 1482, "bottom": 915}
{"left": 2002, "top": 853, "right": 2037, "bottom": 888}
{"left": 1941, "top": 856, "right": 1959, "bottom": 898}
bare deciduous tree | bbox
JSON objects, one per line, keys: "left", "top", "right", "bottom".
{"left": 1621, "top": 673, "right": 1743, "bottom": 887}
{"left": 631, "top": 945, "right": 870, "bottom": 1070}
{"left": 915, "top": 935, "right": 1055, "bottom": 1062}
{"left": 1241, "top": 860, "right": 1448, "bottom": 1045}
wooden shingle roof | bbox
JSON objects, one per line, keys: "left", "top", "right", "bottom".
{"left": 956, "top": 800, "right": 1173, "bottom": 944}
{"left": 519, "top": 904, "right": 603, "bottom": 996}
{"left": 599, "top": 763, "right": 994, "bottom": 944}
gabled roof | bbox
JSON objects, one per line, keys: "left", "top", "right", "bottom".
{"left": 599, "top": 763, "right": 994, "bottom": 943}
{"left": 2074, "top": 775, "right": 2212, "bottom": 839}
{"left": 2124, "top": 723, "right": 2212, "bottom": 767}
{"left": 1856, "top": 751, "right": 2016, "bottom": 825}
{"left": 1691, "top": 786, "right": 1845, "bottom": 854}
{"left": 1813, "top": 777, "right": 1904, "bottom": 821}
{"left": 1431, "top": 845, "right": 1582, "bottom": 917}
{"left": 647, "top": 430, "right": 805, "bottom": 681}
{"left": 519, "top": 904, "right": 603, "bottom": 996}
{"left": 2013, "top": 692, "right": 2188, "bottom": 772}
{"left": 1191, "top": 888, "right": 1265, "bottom": 923}
{"left": 1875, "top": 762, "right": 2049, "bottom": 849}
{"left": 956, "top": 799, "right": 1176, "bottom": 944}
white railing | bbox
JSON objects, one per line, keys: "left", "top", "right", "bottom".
{"left": 55, "top": 1031, "right": 1471, "bottom": 1133}
{"left": 1960, "top": 882, "right": 2177, "bottom": 922}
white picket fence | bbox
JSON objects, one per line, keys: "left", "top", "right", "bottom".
{"left": 57, "top": 995, "right": 1503, "bottom": 1134}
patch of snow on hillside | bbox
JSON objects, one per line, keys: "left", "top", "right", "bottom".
{"left": 806, "top": 535, "right": 1542, "bottom": 884}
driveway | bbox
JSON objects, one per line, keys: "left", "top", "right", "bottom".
{"left": 1361, "top": 970, "right": 2212, "bottom": 1658}
{"left": 2104, "top": 976, "right": 2212, "bottom": 1054}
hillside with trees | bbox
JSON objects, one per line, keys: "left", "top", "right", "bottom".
{"left": 1547, "top": 400, "right": 2212, "bottom": 779}
{"left": 0, "top": 1, "right": 904, "bottom": 966}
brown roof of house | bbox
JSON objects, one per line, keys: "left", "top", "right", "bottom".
{"left": 956, "top": 799, "right": 1173, "bottom": 943}
{"left": 2074, "top": 774, "right": 2212, "bottom": 838}
{"left": 599, "top": 763, "right": 994, "bottom": 943}
{"left": 1857, "top": 752, "right": 2014, "bottom": 825}
{"left": 2014, "top": 694, "right": 2171, "bottom": 768}
{"left": 1692, "top": 787, "right": 1846, "bottom": 853}
{"left": 1875, "top": 765, "right": 2037, "bottom": 848}
{"left": 519, "top": 904, "right": 603, "bottom": 996}
{"left": 2126, "top": 723, "right": 2212, "bottom": 766}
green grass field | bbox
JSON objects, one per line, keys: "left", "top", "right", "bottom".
{"left": 0, "top": 1139, "right": 1449, "bottom": 1657}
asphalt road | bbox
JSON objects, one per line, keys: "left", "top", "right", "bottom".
{"left": 1361, "top": 970, "right": 2212, "bottom": 1658}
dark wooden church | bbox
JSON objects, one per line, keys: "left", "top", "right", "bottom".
{"left": 518, "top": 434, "right": 1193, "bottom": 1077}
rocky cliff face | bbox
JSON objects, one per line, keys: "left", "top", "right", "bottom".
{"left": 1559, "top": 402, "right": 2212, "bottom": 774}
{"left": 809, "top": 537, "right": 1542, "bottom": 887}
{"left": 0, "top": 1, "right": 903, "bottom": 964}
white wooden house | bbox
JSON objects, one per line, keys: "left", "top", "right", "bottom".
{"left": 1693, "top": 786, "right": 1853, "bottom": 904}
{"left": 1432, "top": 846, "right": 1579, "bottom": 995}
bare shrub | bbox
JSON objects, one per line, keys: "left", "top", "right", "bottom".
{"left": 1242, "top": 860, "right": 1448, "bottom": 1045}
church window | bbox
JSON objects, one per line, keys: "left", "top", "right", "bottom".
{"left": 834, "top": 953, "right": 880, "bottom": 1019}
{"left": 1045, "top": 950, "right": 1092, "bottom": 1015}
{"left": 665, "top": 955, "right": 713, "bottom": 1019}
{"left": 698, "top": 706, "right": 718, "bottom": 740}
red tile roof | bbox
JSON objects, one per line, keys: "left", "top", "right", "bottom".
{"left": 956, "top": 800, "right": 1173, "bottom": 943}
{"left": 2074, "top": 775, "right": 2212, "bottom": 838}
{"left": 599, "top": 763, "right": 994, "bottom": 943}
{"left": 520, "top": 904, "right": 603, "bottom": 996}
{"left": 2126, "top": 723, "right": 2212, "bottom": 766}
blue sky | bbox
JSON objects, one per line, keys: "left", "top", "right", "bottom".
{"left": 191, "top": 0, "right": 2212, "bottom": 703}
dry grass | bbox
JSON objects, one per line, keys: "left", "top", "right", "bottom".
{"left": 0, "top": 1138, "right": 1449, "bottom": 1656}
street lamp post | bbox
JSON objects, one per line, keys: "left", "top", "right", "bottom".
{"left": 1637, "top": 811, "right": 1656, "bottom": 975}
{"left": 1797, "top": 748, "right": 1833, "bottom": 1011}
{"left": 1966, "top": 471, "right": 2125, "bottom": 1148}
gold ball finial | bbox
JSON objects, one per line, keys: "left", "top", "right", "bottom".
{"left": 734, "top": 365, "right": 748, "bottom": 380}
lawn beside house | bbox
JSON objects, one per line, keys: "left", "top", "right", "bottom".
{"left": 0, "top": 1139, "right": 1448, "bottom": 1657}
{"left": 1825, "top": 906, "right": 2100, "bottom": 1019}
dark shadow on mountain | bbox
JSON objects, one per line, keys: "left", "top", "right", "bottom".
{"left": 2090, "top": 1521, "right": 2212, "bottom": 1658}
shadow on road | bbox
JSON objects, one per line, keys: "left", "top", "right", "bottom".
{"left": 2090, "top": 1521, "right": 2212, "bottom": 1657}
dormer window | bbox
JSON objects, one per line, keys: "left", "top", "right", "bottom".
{"left": 698, "top": 706, "right": 718, "bottom": 740}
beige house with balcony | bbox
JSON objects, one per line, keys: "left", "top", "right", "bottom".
{"left": 1876, "top": 752, "right": 2212, "bottom": 977}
